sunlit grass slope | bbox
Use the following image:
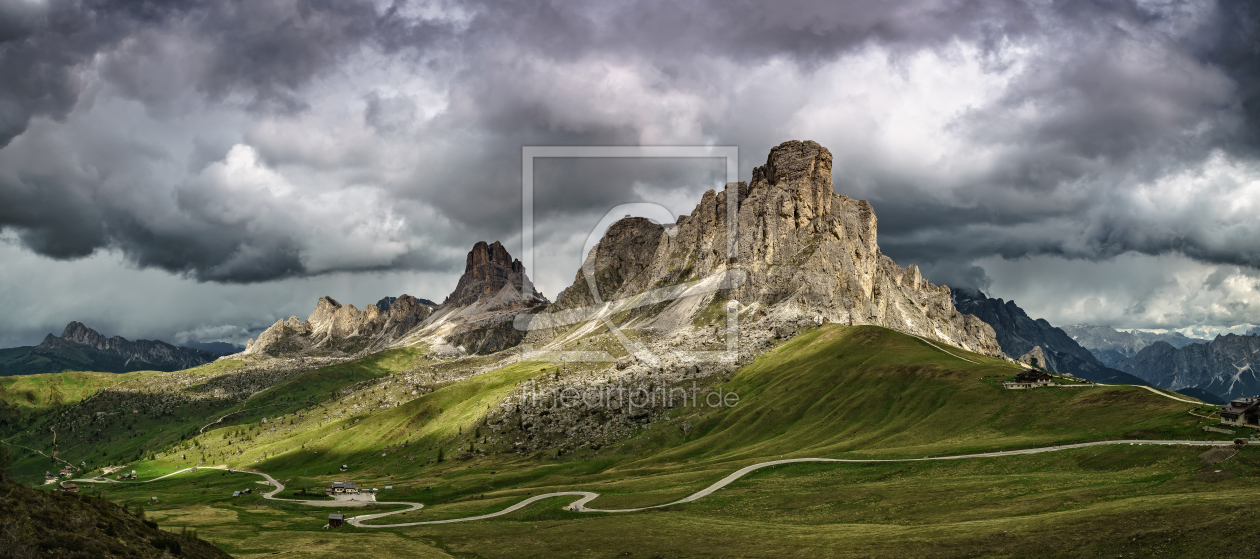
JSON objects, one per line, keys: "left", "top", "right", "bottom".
{"left": 0, "top": 350, "right": 423, "bottom": 481}
{"left": 648, "top": 325, "right": 1199, "bottom": 463}
{"left": 0, "top": 371, "right": 127, "bottom": 410}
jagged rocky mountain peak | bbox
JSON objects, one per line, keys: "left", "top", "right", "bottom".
{"left": 466, "top": 240, "right": 523, "bottom": 274}
{"left": 309, "top": 295, "right": 342, "bottom": 323}
{"left": 444, "top": 240, "right": 544, "bottom": 308}
{"left": 543, "top": 139, "right": 1003, "bottom": 358}
{"left": 754, "top": 139, "right": 832, "bottom": 187}
{"left": 949, "top": 288, "right": 1147, "bottom": 385}
{"left": 60, "top": 320, "right": 111, "bottom": 347}
{"left": 243, "top": 292, "right": 437, "bottom": 357}
{"left": 750, "top": 140, "right": 834, "bottom": 219}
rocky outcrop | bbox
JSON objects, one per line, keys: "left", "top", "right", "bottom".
{"left": 377, "top": 296, "right": 437, "bottom": 311}
{"left": 1018, "top": 346, "right": 1048, "bottom": 369}
{"left": 444, "top": 241, "right": 540, "bottom": 307}
{"left": 243, "top": 242, "right": 546, "bottom": 358}
{"left": 950, "top": 288, "right": 1149, "bottom": 385}
{"left": 1118, "top": 334, "right": 1260, "bottom": 401}
{"left": 8, "top": 322, "right": 218, "bottom": 374}
{"left": 243, "top": 294, "right": 435, "bottom": 357}
{"left": 545, "top": 140, "right": 1002, "bottom": 357}
{"left": 400, "top": 242, "right": 549, "bottom": 355}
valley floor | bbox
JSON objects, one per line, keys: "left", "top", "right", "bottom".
{"left": 55, "top": 440, "right": 1260, "bottom": 559}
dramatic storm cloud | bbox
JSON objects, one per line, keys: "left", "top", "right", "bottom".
{"left": 2, "top": 0, "right": 1259, "bottom": 345}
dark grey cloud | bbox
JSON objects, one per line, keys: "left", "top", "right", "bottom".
{"left": 0, "top": 0, "right": 459, "bottom": 281}
{"left": 867, "top": 1, "right": 1260, "bottom": 288}
{"left": 1198, "top": 0, "right": 1260, "bottom": 149}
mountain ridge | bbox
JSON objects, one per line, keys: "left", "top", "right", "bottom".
{"left": 1116, "top": 333, "right": 1260, "bottom": 401}
{"left": 1, "top": 322, "right": 216, "bottom": 377}
{"left": 241, "top": 293, "right": 438, "bottom": 357}
{"left": 949, "top": 288, "right": 1149, "bottom": 385}
{"left": 1061, "top": 324, "right": 1208, "bottom": 369}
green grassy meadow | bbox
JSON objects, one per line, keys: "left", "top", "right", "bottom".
{"left": 6, "top": 325, "right": 1257, "bottom": 558}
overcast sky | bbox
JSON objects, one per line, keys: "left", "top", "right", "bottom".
{"left": 2, "top": 0, "right": 1260, "bottom": 348}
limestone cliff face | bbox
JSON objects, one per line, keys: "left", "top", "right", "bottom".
{"left": 243, "top": 294, "right": 435, "bottom": 357}
{"left": 553, "top": 140, "right": 1002, "bottom": 357}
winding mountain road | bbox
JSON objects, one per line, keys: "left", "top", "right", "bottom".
{"left": 74, "top": 465, "right": 426, "bottom": 515}
{"left": 76, "top": 439, "right": 1237, "bottom": 528}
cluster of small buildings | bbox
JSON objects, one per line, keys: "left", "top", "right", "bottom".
{"left": 1003, "top": 369, "right": 1054, "bottom": 390}
{"left": 1220, "top": 397, "right": 1260, "bottom": 429}
{"left": 326, "top": 481, "right": 369, "bottom": 496}
{"left": 46, "top": 466, "right": 76, "bottom": 482}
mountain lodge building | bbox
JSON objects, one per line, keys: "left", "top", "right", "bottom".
{"left": 1220, "top": 397, "right": 1260, "bottom": 429}
{"left": 327, "top": 481, "right": 359, "bottom": 495}
{"left": 1003, "top": 369, "right": 1054, "bottom": 389}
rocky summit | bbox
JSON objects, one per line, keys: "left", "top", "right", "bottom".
{"left": 397, "top": 241, "right": 549, "bottom": 355}
{"left": 243, "top": 241, "right": 548, "bottom": 359}
{"left": 44, "top": 321, "right": 215, "bottom": 371}
{"left": 536, "top": 140, "right": 1001, "bottom": 359}
{"left": 444, "top": 241, "right": 540, "bottom": 307}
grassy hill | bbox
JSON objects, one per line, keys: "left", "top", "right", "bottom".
{"left": 0, "top": 370, "right": 129, "bottom": 410}
{"left": 0, "top": 349, "right": 433, "bottom": 484}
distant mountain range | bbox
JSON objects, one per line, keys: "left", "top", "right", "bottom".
{"left": 177, "top": 341, "right": 246, "bottom": 355}
{"left": 1060, "top": 324, "right": 1208, "bottom": 369}
{"left": 1062, "top": 324, "right": 1258, "bottom": 403}
{"left": 950, "top": 288, "right": 1149, "bottom": 386}
{"left": 0, "top": 322, "right": 218, "bottom": 377}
